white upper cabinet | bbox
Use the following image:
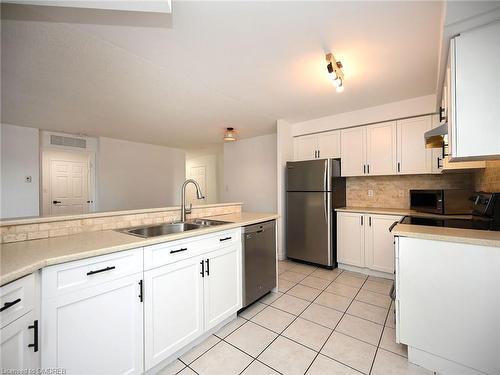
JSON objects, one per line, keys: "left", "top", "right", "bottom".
{"left": 396, "top": 117, "right": 432, "bottom": 174}
{"left": 340, "top": 127, "right": 366, "bottom": 176}
{"left": 366, "top": 121, "right": 397, "bottom": 175}
{"left": 294, "top": 134, "right": 318, "bottom": 160}
{"left": 317, "top": 131, "right": 341, "bottom": 159}
{"left": 293, "top": 130, "right": 340, "bottom": 161}
{"left": 452, "top": 21, "right": 500, "bottom": 159}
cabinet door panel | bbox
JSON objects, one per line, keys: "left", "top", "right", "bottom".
{"left": 340, "top": 127, "right": 366, "bottom": 177}
{"left": 397, "top": 117, "right": 432, "bottom": 174}
{"left": 365, "top": 215, "right": 401, "bottom": 273}
{"left": 0, "top": 311, "right": 38, "bottom": 370}
{"left": 318, "top": 131, "right": 340, "bottom": 158}
{"left": 454, "top": 22, "right": 500, "bottom": 158}
{"left": 337, "top": 212, "right": 364, "bottom": 267}
{"left": 42, "top": 274, "right": 143, "bottom": 375}
{"left": 293, "top": 135, "right": 318, "bottom": 161}
{"left": 204, "top": 245, "right": 242, "bottom": 330}
{"left": 366, "top": 121, "right": 397, "bottom": 175}
{"left": 144, "top": 256, "right": 204, "bottom": 370}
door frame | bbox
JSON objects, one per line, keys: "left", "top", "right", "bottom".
{"left": 40, "top": 131, "right": 97, "bottom": 216}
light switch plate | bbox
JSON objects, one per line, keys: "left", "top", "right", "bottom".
{"left": 368, "top": 189, "right": 374, "bottom": 197}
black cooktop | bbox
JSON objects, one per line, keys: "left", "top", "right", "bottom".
{"left": 401, "top": 216, "right": 495, "bottom": 231}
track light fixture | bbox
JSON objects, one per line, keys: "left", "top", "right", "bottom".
{"left": 326, "top": 53, "right": 345, "bottom": 93}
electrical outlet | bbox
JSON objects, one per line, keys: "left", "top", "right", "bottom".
{"left": 368, "top": 189, "right": 374, "bottom": 197}
{"left": 25, "top": 176, "right": 32, "bottom": 183}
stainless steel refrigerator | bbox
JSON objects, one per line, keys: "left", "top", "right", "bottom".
{"left": 286, "top": 159, "right": 345, "bottom": 268}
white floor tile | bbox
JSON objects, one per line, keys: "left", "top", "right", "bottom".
{"left": 239, "top": 302, "right": 267, "bottom": 319}
{"left": 321, "top": 331, "right": 377, "bottom": 374}
{"left": 315, "top": 291, "right": 352, "bottom": 312}
{"left": 259, "top": 291, "right": 283, "bottom": 305}
{"left": 371, "top": 348, "right": 433, "bottom": 375}
{"left": 362, "top": 280, "right": 392, "bottom": 295}
{"left": 271, "top": 294, "right": 310, "bottom": 316}
{"left": 347, "top": 300, "right": 388, "bottom": 325}
{"left": 282, "top": 317, "right": 332, "bottom": 351}
{"left": 280, "top": 270, "right": 307, "bottom": 283}
{"left": 336, "top": 314, "right": 383, "bottom": 346}
{"left": 241, "top": 360, "right": 280, "bottom": 375}
{"left": 157, "top": 359, "right": 185, "bottom": 375}
{"left": 300, "top": 275, "right": 332, "bottom": 290}
{"left": 278, "top": 277, "right": 296, "bottom": 292}
{"left": 190, "top": 341, "right": 252, "bottom": 375}
{"left": 179, "top": 335, "right": 220, "bottom": 364}
{"left": 225, "top": 321, "right": 278, "bottom": 357}
{"left": 336, "top": 274, "right": 366, "bottom": 288}
{"left": 310, "top": 268, "right": 343, "bottom": 281}
{"left": 289, "top": 263, "right": 318, "bottom": 275}
{"left": 356, "top": 289, "right": 392, "bottom": 308}
{"left": 258, "top": 336, "right": 317, "bottom": 375}
{"left": 214, "top": 317, "right": 246, "bottom": 338}
{"left": 251, "top": 306, "right": 295, "bottom": 333}
{"left": 325, "top": 282, "right": 360, "bottom": 299}
{"left": 300, "top": 303, "right": 343, "bottom": 329}
{"left": 287, "top": 284, "right": 322, "bottom": 301}
{"left": 306, "top": 354, "right": 362, "bottom": 375}
{"left": 379, "top": 327, "right": 407, "bottom": 357}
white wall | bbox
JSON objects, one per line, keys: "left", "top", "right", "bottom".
{"left": 292, "top": 94, "right": 436, "bottom": 136}
{"left": 97, "top": 137, "right": 185, "bottom": 211}
{"left": 276, "top": 119, "right": 293, "bottom": 260}
{"left": 223, "top": 134, "right": 277, "bottom": 213}
{"left": 0, "top": 124, "right": 40, "bottom": 219}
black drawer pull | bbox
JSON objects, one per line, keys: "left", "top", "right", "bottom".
{"left": 86, "top": 266, "right": 116, "bottom": 276}
{"left": 205, "top": 259, "right": 210, "bottom": 276}
{"left": 170, "top": 247, "right": 188, "bottom": 254}
{"left": 200, "top": 260, "right": 205, "bottom": 277}
{"left": 138, "top": 280, "right": 144, "bottom": 302}
{"left": 220, "top": 237, "right": 232, "bottom": 242}
{"left": 28, "top": 320, "right": 39, "bottom": 352}
{"left": 1, "top": 298, "right": 21, "bottom": 312}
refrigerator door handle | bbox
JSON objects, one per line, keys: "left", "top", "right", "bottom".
{"left": 324, "top": 159, "right": 328, "bottom": 191}
{"left": 324, "top": 192, "right": 328, "bottom": 222}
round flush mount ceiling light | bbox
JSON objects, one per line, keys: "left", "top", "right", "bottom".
{"left": 326, "top": 52, "right": 345, "bottom": 93}
{"left": 223, "top": 127, "right": 237, "bottom": 142}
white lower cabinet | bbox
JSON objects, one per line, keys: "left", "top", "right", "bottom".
{"left": 203, "top": 244, "right": 242, "bottom": 331}
{"left": 144, "top": 255, "right": 205, "bottom": 369}
{"left": 42, "top": 273, "right": 144, "bottom": 375}
{"left": 0, "top": 311, "right": 39, "bottom": 370}
{"left": 337, "top": 212, "right": 401, "bottom": 274}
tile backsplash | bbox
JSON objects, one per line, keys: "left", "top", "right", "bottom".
{"left": 1, "top": 203, "right": 242, "bottom": 244}
{"left": 346, "top": 173, "right": 475, "bottom": 209}
{"left": 475, "top": 160, "right": 500, "bottom": 192}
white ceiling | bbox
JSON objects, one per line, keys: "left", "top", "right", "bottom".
{"left": 1, "top": 1, "right": 444, "bottom": 149}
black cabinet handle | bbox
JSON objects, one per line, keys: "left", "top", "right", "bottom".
{"left": 138, "top": 280, "right": 143, "bottom": 302}
{"left": 363, "top": 165, "right": 366, "bottom": 174}
{"left": 1, "top": 298, "right": 21, "bottom": 312}
{"left": 170, "top": 247, "right": 187, "bottom": 254}
{"left": 86, "top": 266, "right": 115, "bottom": 276}
{"left": 200, "top": 260, "right": 205, "bottom": 277}
{"left": 220, "top": 237, "right": 232, "bottom": 242}
{"left": 52, "top": 200, "right": 61, "bottom": 204}
{"left": 389, "top": 221, "right": 399, "bottom": 232}
{"left": 439, "top": 106, "right": 445, "bottom": 122}
{"left": 28, "top": 320, "right": 38, "bottom": 352}
{"left": 369, "top": 217, "right": 372, "bottom": 226}
{"left": 437, "top": 157, "right": 443, "bottom": 169}
{"left": 205, "top": 259, "right": 210, "bottom": 276}
{"left": 367, "top": 164, "right": 370, "bottom": 174}
{"left": 397, "top": 162, "right": 401, "bottom": 173}
{"left": 360, "top": 216, "right": 364, "bottom": 226}
{"left": 318, "top": 150, "right": 320, "bottom": 158}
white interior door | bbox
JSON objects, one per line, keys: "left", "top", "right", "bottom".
{"left": 186, "top": 166, "right": 206, "bottom": 205}
{"left": 43, "top": 150, "right": 92, "bottom": 216}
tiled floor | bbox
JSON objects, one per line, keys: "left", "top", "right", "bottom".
{"left": 159, "top": 260, "right": 433, "bottom": 375}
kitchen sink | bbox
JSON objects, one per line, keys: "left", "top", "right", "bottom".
{"left": 118, "top": 218, "right": 230, "bottom": 238}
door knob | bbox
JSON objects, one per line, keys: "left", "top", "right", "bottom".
{"left": 52, "top": 200, "right": 61, "bottom": 204}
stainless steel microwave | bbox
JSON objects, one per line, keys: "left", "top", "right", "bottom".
{"left": 409, "top": 189, "right": 473, "bottom": 214}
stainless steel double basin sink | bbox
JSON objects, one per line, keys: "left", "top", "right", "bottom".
{"left": 117, "top": 218, "right": 230, "bottom": 238}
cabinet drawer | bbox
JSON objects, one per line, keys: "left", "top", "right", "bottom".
{"left": 42, "top": 248, "right": 143, "bottom": 299}
{"left": 1, "top": 273, "right": 35, "bottom": 328}
{"left": 144, "top": 229, "right": 241, "bottom": 270}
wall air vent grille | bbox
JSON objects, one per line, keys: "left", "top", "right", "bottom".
{"left": 50, "top": 135, "right": 87, "bottom": 149}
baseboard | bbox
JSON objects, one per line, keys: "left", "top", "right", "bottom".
{"left": 338, "top": 263, "right": 394, "bottom": 279}
{"left": 408, "top": 346, "right": 485, "bottom": 375}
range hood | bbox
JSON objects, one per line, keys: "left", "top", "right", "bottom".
{"left": 424, "top": 123, "right": 448, "bottom": 148}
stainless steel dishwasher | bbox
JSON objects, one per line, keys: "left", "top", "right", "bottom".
{"left": 242, "top": 220, "right": 277, "bottom": 307}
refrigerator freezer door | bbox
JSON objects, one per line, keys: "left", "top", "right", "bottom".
{"left": 286, "top": 159, "right": 330, "bottom": 192}
{"left": 286, "top": 191, "right": 332, "bottom": 266}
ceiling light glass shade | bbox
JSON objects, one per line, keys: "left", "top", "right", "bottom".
{"left": 223, "top": 127, "right": 237, "bottom": 142}
{"left": 331, "top": 76, "right": 342, "bottom": 87}
{"left": 336, "top": 84, "right": 344, "bottom": 93}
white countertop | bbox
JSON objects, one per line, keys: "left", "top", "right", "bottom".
{"left": 0, "top": 212, "right": 278, "bottom": 286}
